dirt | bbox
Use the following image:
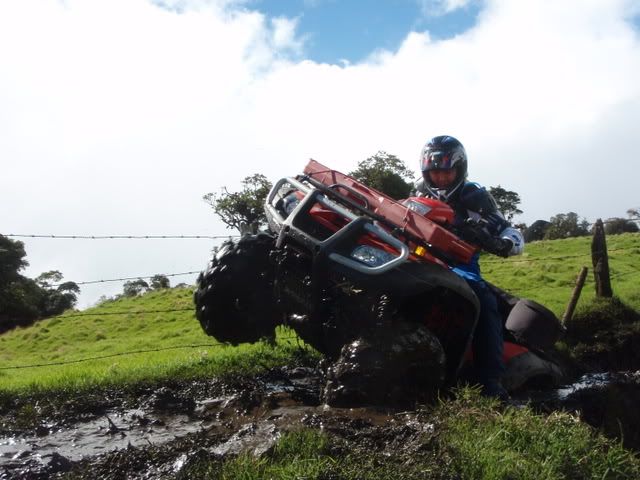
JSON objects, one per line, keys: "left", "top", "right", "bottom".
{"left": 2, "top": 364, "right": 640, "bottom": 479}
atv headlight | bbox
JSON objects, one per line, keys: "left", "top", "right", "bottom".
{"left": 402, "top": 199, "right": 432, "bottom": 216}
{"left": 350, "top": 245, "right": 396, "bottom": 267}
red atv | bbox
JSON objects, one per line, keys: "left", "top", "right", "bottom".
{"left": 194, "top": 160, "right": 564, "bottom": 405}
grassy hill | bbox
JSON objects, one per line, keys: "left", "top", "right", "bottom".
{"left": 2, "top": 233, "right": 639, "bottom": 478}
{"left": 0, "top": 287, "right": 308, "bottom": 394}
{"left": 0, "top": 232, "right": 638, "bottom": 395}
{"left": 482, "top": 231, "right": 640, "bottom": 316}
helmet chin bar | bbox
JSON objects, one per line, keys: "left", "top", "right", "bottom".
{"left": 425, "top": 179, "right": 464, "bottom": 202}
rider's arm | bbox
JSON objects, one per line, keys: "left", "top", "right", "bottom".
{"left": 458, "top": 184, "right": 524, "bottom": 257}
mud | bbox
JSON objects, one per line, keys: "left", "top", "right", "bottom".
{"left": 2, "top": 366, "right": 640, "bottom": 479}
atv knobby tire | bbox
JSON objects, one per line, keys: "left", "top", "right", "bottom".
{"left": 323, "top": 322, "right": 446, "bottom": 407}
{"left": 194, "top": 233, "right": 280, "bottom": 345}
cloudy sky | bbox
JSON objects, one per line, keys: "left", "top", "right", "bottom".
{"left": 1, "top": 0, "right": 639, "bottom": 307}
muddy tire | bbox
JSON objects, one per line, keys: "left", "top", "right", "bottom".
{"left": 323, "top": 322, "right": 446, "bottom": 407}
{"left": 194, "top": 233, "right": 281, "bottom": 345}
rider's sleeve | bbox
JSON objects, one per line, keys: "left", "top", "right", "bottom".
{"left": 459, "top": 183, "right": 524, "bottom": 257}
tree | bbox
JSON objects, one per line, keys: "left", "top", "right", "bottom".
{"left": 203, "top": 174, "right": 272, "bottom": 234}
{"left": 150, "top": 274, "right": 170, "bottom": 289}
{"left": 627, "top": 207, "right": 639, "bottom": 220}
{"left": 0, "top": 236, "right": 79, "bottom": 332}
{"left": 35, "top": 270, "right": 80, "bottom": 317}
{"left": 523, "top": 220, "right": 551, "bottom": 242}
{"left": 544, "top": 212, "right": 590, "bottom": 240}
{"left": 349, "top": 151, "right": 415, "bottom": 200}
{"left": 122, "top": 279, "right": 149, "bottom": 297}
{"left": 603, "top": 217, "right": 639, "bottom": 235}
{"left": 488, "top": 185, "right": 523, "bottom": 222}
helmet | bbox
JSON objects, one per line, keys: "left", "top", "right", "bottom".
{"left": 420, "top": 135, "right": 468, "bottom": 201}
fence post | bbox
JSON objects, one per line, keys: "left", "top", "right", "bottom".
{"left": 562, "top": 266, "right": 588, "bottom": 326}
{"left": 591, "top": 219, "right": 613, "bottom": 297}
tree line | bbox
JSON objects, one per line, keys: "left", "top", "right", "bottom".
{"left": 2, "top": 152, "right": 637, "bottom": 333}
{"left": 203, "top": 151, "right": 639, "bottom": 241}
{"left": 0, "top": 233, "right": 179, "bottom": 333}
{"left": 0, "top": 235, "right": 80, "bottom": 333}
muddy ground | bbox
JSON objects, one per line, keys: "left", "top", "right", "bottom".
{"left": 1, "top": 365, "right": 640, "bottom": 480}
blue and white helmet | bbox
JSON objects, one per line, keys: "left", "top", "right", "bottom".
{"left": 420, "top": 135, "right": 468, "bottom": 201}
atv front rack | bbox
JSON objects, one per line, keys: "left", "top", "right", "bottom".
{"left": 266, "top": 160, "right": 476, "bottom": 274}
{"left": 266, "top": 176, "right": 410, "bottom": 275}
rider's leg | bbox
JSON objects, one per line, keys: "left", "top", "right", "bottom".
{"left": 467, "top": 279, "right": 508, "bottom": 399}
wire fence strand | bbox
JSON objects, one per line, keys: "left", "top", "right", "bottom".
{"left": 52, "top": 271, "right": 201, "bottom": 287}
{"left": 2, "top": 233, "right": 239, "bottom": 240}
{"left": 0, "top": 335, "right": 301, "bottom": 371}
{"left": 57, "top": 308, "right": 194, "bottom": 318}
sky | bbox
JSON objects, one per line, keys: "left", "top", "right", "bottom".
{"left": 1, "top": 0, "right": 639, "bottom": 308}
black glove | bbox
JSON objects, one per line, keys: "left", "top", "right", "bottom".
{"left": 459, "top": 221, "right": 513, "bottom": 257}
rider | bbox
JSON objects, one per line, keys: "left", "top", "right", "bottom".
{"left": 414, "top": 135, "right": 524, "bottom": 399}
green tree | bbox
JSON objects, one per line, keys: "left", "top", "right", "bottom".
{"left": 0, "top": 236, "right": 41, "bottom": 332}
{"left": 123, "top": 279, "right": 150, "bottom": 297}
{"left": 349, "top": 151, "right": 415, "bottom": 200}
{"left": 603, "top": 217, "right": 639, "bottom": 235}
{"left": 203, "top": 173, "right": 272, "bottom": 234}
{"left": 0, "top": 236, "right": 79, "bottom": 331}
{"left": 35, "top": 270, "right": 80, "bottom": 317}
{"left": 488, "top": 185, "right": 523, "bottom": 222}
{"left": 544, "top": 212, "right": 590, "bottom": 240}
{"left": 150, "top": 274, "right": 170, "bottom": 289}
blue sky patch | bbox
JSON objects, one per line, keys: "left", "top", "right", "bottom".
{"left": 250, "top": 0, "right": 481, "bottom": 64}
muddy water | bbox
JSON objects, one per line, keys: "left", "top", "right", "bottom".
{"left": 1, "top": 367, "right": 640, "bottom": 479}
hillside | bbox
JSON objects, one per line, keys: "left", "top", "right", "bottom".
{"left": 0, "top": 287, "right": 307, "bottom": 393}
{"left": 1, "top": 232, "right": 638, "bottom": 394}
{"left": 1, "top": 234, "right": 640, "bottom": 478}
{"left": 482, "top": 231, "right": 640, "bottom": 315}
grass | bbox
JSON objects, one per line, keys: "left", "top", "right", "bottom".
{"left": 481, "top": 232, "right": 640, "bottom": 316}
{"left": 0, "top": 287, "right": 316, "bottom": 397}
{"left": 440, "top": 389, "right": 640, "bottom": 480}
{"left": 178, "top": 389, "right": 640, "bottom": 480}
{"left": 1, "top": 234, "right": 640, "bottom": 477}
{"left": 1, "top": 233, "right": 638, "bottom": 396}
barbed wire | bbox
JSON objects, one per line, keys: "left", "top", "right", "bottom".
{"left": 0, "top": 343, "right": 222, "bottom": 370}
{"left": 51, "top": 271, "right": 201, "bottom": 287}
{"left": 481, "top": 246, "right": 637, "bottom": 265}
{"left": 2, "top": 233, "right": 239, "bottom": 240}
{"left": 0, "top": 335, "right": 300, "bottom": 371}
{"left": 57, "top": 308, "right": 194, "bottom": 318}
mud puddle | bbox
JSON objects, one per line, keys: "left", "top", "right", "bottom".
{"left": 2, "top": 367, "right": 640, "bottom": 479}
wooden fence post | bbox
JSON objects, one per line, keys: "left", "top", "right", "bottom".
{"left": 591, "top": 219, "right": 613, "bottom": 297}
{"left": 562, "top": 266, "right": 588, "bottom": 326}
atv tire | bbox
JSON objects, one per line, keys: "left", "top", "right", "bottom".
{"left": 194, "top": 233, "right": 281, "bottom": 345}
{"left": 323, "top": 322, "right": 446, "bottom": 407}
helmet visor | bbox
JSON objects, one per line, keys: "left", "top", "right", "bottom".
{"left": 421, "top": 151, "right": 455, "bottom": 172}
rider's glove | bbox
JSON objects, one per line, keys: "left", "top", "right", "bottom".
{"left": 459, "top": 220, "right": 513, "bottom": 257}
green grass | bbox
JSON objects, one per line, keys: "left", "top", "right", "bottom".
{"left": 482, "top": 232, "right": 640, "bottom": 316}
{"left": 0, "top": 287, "right": 314, "bottom": 396}
{"left": 2, "top": 236, "right": 640, "bottom": 478}
{"left": 178, "top": 389, "right": 640, "bottom": 480}
{"left": 441, "top": 389, "right": 640, "bottom": 480}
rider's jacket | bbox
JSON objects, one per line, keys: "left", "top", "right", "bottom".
{"left": 413, "top": 178, "right": 524, "bottom": 282}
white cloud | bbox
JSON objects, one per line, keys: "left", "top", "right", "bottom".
{"left": 418, "top": 0, "right": 477, "bottom": 16}
{"left": 1, "top": 0, "right": 639, "bottom": 307}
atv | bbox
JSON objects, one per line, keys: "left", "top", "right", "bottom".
{"left": 194, "top": 160, "right": 564, "bottom": 406}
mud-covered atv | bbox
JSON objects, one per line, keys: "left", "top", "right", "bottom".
{"left": 194, "top": 160, "right": 564, "bottom": 406}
